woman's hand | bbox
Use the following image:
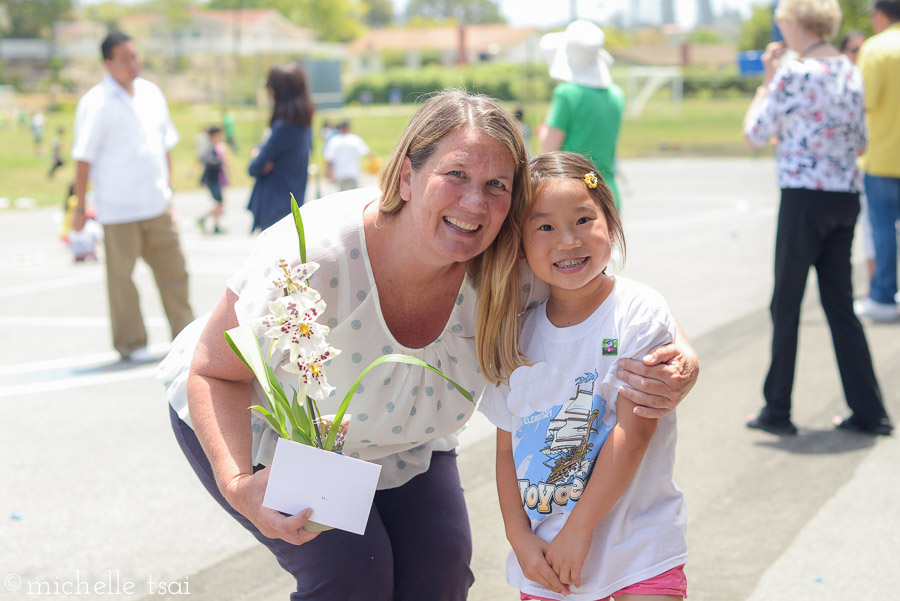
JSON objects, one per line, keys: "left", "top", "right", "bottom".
{"left": 222, "top": 468, "right": 321, "bottom": 546}
{"left": 616, "top": 333, "right": 699, "bottom": 419}
{"left": 762, "top": 41, "right": 787, "bottom": 86}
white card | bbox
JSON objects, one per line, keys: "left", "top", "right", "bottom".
{"left": 262, "top": 437, "right": 382, "bottom": 535}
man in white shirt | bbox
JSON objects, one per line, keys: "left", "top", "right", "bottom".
{"left": 71, "top": 31, "right": 193, "bottom": 361}
{"left": 323, "top": 120, "right": 370, "bottom": 191}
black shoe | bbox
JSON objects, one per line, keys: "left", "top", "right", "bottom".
{"left": 746, "top": 413, "right": 798, "bottom": 435}
{"left": 834, "top": 415, "right": 894, "bottom": 436}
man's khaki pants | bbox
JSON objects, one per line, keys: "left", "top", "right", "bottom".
{"left": 103, "top": 212, "right": 194, "bottom": 358}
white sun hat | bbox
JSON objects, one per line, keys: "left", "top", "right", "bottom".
{"left": 540, "top": 20, "right": 614, "bottom": 89}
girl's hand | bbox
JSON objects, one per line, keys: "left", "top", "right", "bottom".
{"left": 510, "top": 531, "right": 570, "bottom": 596}
{"left": 762, "top": 41, "right": 787, "bottom": 85}
{"left": 546, "top": 525, "right": 592, "bottom": 588}
{"left": 616, "top": 336, "right": 699, "bottom": 419}
{"left": 222, "top": 468, "right": 321, "bottom": 546}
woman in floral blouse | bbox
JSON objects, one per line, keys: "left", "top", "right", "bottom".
{"left": 742, "top": 0, "right": 894, "bottom": 436}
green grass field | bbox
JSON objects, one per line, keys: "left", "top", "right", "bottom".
{"left": 0, "top": 95, "right": 762, "bottom": 208}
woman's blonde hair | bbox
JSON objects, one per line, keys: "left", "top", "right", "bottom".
{"left": 775, "top": 0, "right": 842, "bottom": 39}
{"left": 476, "top": 151, "right": 625, "bottom": 384}
{"left": 378, "top": 90, "right": 529, "bottom": 217}
{"left": 378, "top": 92, "right": 530, "bottom": 384}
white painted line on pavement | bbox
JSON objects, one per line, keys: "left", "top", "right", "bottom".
{"left": 0, "top": 364, "right": 159, "bottom": 398}
{"left": 0, "top": 272, "right": 104, "bottom": 298}
{"left": 0, "top": 343, "right": 171, "bottom": 375}
{"left": 627, "top": 204, "right": 776, "bottom": 233}
{"left": 0, "top": 316, "right": 166, "bottom": 328}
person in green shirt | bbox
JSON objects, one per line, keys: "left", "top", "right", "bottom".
{"left": 539, "top": 20, "right": 625, "bottom": 209}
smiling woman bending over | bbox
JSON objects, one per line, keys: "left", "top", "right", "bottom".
{"left": 159, "top": 90, "right": 699, "bottom": 601}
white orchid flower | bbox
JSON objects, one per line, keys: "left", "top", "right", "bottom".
{"left": 283, "top": 344, "right": 342, "bottom": 401}
{"left": 257, "top": 293, "right": 329, "bottom": 363}
{"left": 270, "top": 258, "right": 320, "bottom": 296}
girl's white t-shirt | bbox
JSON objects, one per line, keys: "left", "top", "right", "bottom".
{"left": 160, "top": 189, "right": 482, "bottom": 489}
{"left": 479, "top": 276, "right": 688, "bottom": 601}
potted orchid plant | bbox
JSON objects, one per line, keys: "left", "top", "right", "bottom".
{"left": 224, "top": 197, "right": 474, "bottom": 534}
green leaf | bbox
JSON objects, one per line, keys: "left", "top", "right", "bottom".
{"left": 322, "top": 353, "right": 475, "bottom": 451}
{"left": 272, "top": 395, "right": 288, "bottom": 432}
{"left": 249, "top": 405, "right": 288, "bottom": 439}
{"left": 291, "top": 194, "right": 306, "bottom": 265}
{"left": 225, "top": 325, "right": 288, "bottom": 401}
{"left": 291, "top": 388, "right": 313, "bottom": 440}
{"left": 225, "top": 325, "right": 297, "bottom": 439}
{"left": 291, "top": 426, "right": 314, "bottom": 446}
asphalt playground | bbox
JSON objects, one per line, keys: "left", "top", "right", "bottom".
{"left": 1, "top": 157, "right": 898, "bottom": 601}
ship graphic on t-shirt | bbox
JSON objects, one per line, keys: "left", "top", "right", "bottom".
{"left": 515, "top": 369, "right": 615, "bottom": 519}
{"left": 542, "top": 371, "right": 602, "bottom": 484}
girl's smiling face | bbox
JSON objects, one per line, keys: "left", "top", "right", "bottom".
{"left": 398, "top": 126, "right": 514, "bottom": 267}
{"left": 522, "top": 179, "right": 613, "bottom": 294}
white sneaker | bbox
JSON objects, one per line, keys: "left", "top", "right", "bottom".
{"left": 126, "top": 347, "right": 157, "bottom": 362}
{"left": 853, "top": 297, "right": 899, "bottom": 322}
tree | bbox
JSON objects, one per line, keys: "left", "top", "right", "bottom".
{"left": 83, "top": 1, "right": 130, "bottom": 31}
{"left": 739, "top": 0, "right": 873, "bottom": 51}
{"left": 300, "top": 0, "right": 363, "bottom": 41}
{"left": 207, "top": 0, "right": 362, "bottom": 41}
{"left": 160, "top": 0, "right": 193, "bottom": 72}
{"left": 161, "top": 0, "right": 193, "bottom": 30}
{"left": 738, "top": 3, "right": 774, "bottom": 51}
{"left": 0, "top": 0, "right": 72, "bottom": 38}
{"left": 687, "top": 27, "right": 724, "bottom": 44}
{"left": 836, "top": 0, "right": 872, "bottom": 37}
{"left": 404, "top": 0, "right": 505, "bottom": 25}
{"left": 361, "top": 0, "right": 393, "bottom": 27}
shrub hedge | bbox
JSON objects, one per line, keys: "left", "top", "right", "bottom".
{"left": 344, "top": 63, "right": 763, "bottom": 104}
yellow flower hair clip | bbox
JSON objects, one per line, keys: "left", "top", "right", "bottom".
{"left": 584, "top": 171, "right": 598, "bottom": 188}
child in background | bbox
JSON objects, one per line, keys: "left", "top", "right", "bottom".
{"left": 61, "top": 185, "right": 103, "bottom": 262}
{"left": 222, "top": 110, "right": 238, "bottom": 151}
{"left": 475, "top": 151, "right": 688, "bottom": 601}
{"left": 197, "top": 125, "right": 229, "bottom": 234}
{"left": 48, "top": 126, "right": 65, "bottom": 180}
{"left": 323, "top": 120, "right": 370, "bottom": 191}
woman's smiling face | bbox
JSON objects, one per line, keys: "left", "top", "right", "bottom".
{"left": 398, "top": 126, "right": 515, "bottom": 267}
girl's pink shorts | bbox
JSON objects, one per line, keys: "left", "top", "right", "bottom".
{"left": 521, "top": 564, "right": 687, "bottom": 600}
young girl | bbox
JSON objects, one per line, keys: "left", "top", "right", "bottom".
{"left": 475, "top": 151, "right": 688, "bottom": 601}
{"left": 198, "top": 125, "right": 229, "bottom": 234}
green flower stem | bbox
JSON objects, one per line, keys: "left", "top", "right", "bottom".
{"left": 323, "top": 354, "right": 475, "bottom": 452}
